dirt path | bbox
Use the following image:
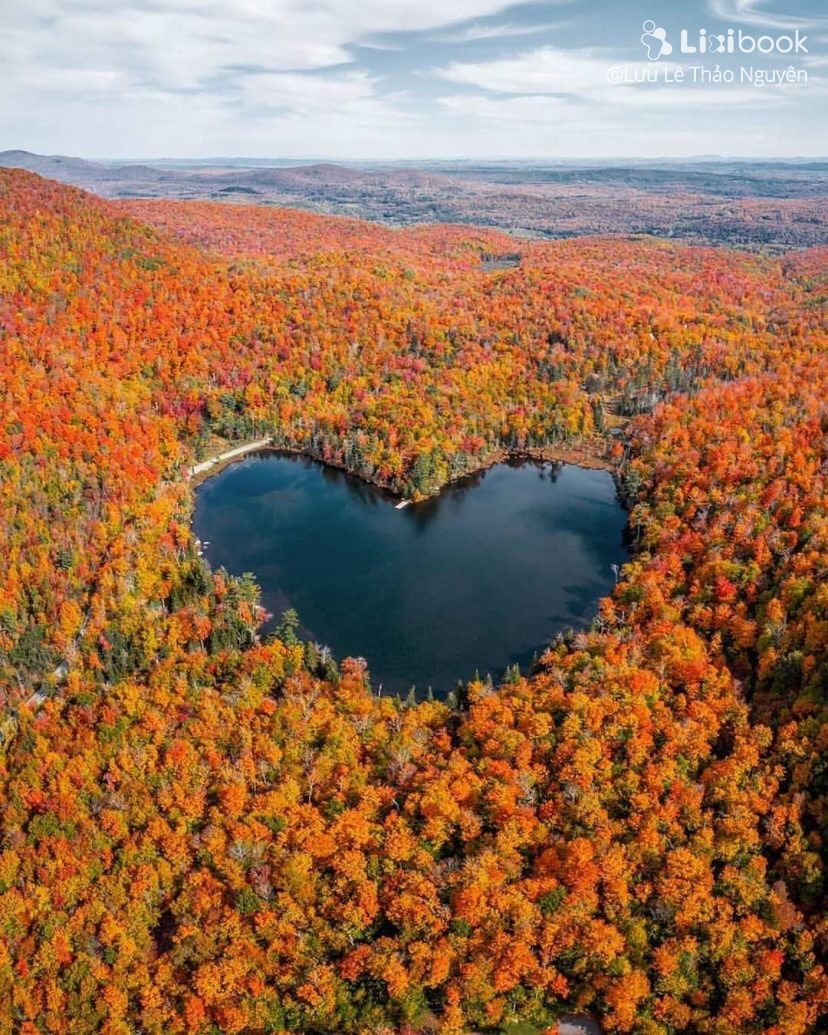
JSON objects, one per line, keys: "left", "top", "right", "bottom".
{"left": 189, "top": 438, "right": 273, "bottom": 480}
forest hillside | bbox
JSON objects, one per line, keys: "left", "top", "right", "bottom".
{"left": 0, "top": 169, "right": 825, "bottom": 1033}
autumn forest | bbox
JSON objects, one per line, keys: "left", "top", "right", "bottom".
{"left": 0, "top": 168, "right": 826, "bottom": 1034}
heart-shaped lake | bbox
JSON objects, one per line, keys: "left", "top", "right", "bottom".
{"left": 193, "top": 451, "right": 628, "bottom": 695}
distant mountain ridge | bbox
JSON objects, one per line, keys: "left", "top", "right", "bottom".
{"left": 0, "top": 149, "right": 170, "bottom": 183}
{"left": 1, "top": 149, "right": 825, "bottom": 248}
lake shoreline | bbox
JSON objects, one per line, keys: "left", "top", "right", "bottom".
{"left": 193, "top": 451, "right": 628, "bottom": 696}
{"left": 188, "top": 435, "right": 618, "bottom": 500}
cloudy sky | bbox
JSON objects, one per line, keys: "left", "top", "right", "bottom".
{"left": 2, "top": 0, "right": 826, "bottom": 159}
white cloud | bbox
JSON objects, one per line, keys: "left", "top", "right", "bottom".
{"left": 429, "top": 21, "right": 564, "bottom": 44}
{"left": 0, "top": 0, "right": 821, "bottom": 159}
{"left": 240, "top": 70, "right": 410, "bottom": 126}
{"left": 436, "top": 44, "right": 810, "bottom": 116}
{"left": 2, "top": 0, "right": 529, "bottom": 92}
{"left": 439, "top": 92, "right": 579, "bottom": 122}
{"left": 803, "top": 40, "right": 828, "bottom": 68}
{"left": 599, "top": 85, "right": 792, "bottom": 109}
{"left": 431, "top": 95, "right": 780, "bottom": 157}
{"left": 437, "top": 46, "right": 671, "bottom": 97}
{"left": 706, "top": 1, "right": 826, "bottom": 30}
{"left": 0, "top": 0, "right": 530, "bottom": 156}
{"left": 439, "top": 46, "right": 597, "bottom": 94}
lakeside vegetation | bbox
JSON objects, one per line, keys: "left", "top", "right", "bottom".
{"left": 191, "top": 453, "right": 627, "bottom": 694}
{"left": 0, "top": 169, "right": 825, "bottom": 1033}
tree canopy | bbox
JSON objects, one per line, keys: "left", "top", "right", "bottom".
{"left": 0, "top": 170, "right": 825, "bottom": 1034}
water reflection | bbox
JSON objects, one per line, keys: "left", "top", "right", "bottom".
{"left": 194, "top": 452, "right": 628, "bottom": 696}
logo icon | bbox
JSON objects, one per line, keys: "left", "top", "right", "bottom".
{"left": 641, "top": 20, "right": 673, "bottom": 60}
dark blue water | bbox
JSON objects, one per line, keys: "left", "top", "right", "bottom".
{"left": 193, "top": 452, "right": 627, "bottom": 695}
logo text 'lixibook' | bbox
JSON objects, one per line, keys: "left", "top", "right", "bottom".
{"left": 641, "top": 21, "right": 808, "bottom": 61}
